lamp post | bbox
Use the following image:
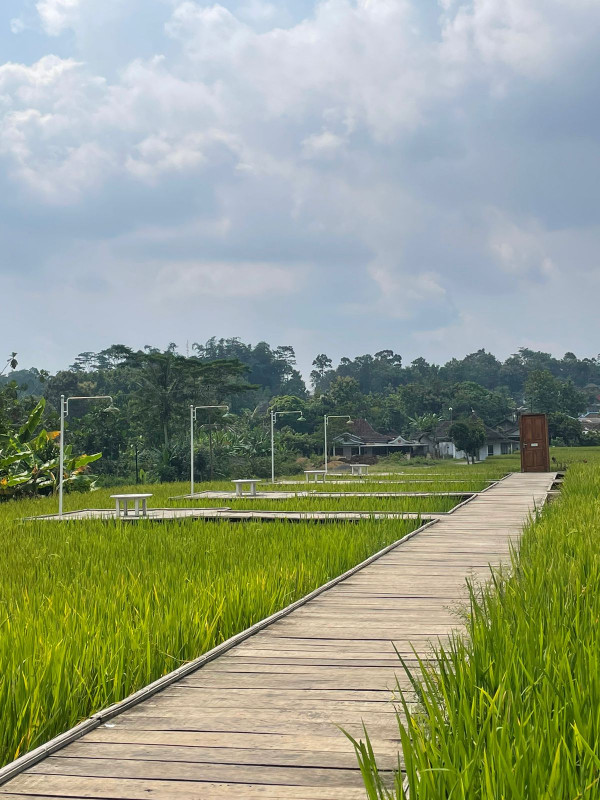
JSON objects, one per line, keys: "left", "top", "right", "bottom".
{"left": 59, "top": 395, "right": 117, "bottom": 517}
{"left": 269, "top": 409, "right": 305, "bottom": 483}
{"left": 323, "top": 414, "right": 353, "bottom": 474}
{"left": 449, "top": 407, "right": 453, "bottom": 423}
{"left": 190, "top": 405, "right": 229, "bottom": 495}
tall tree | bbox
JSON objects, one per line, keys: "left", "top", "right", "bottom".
{"left": 311, "top": 354, "right": 333, "bottom": 393}
{"left": 449, "top": 418, "right": 486, "bottom": 464}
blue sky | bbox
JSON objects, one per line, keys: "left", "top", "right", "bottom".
{"left": 1, "top": 0, "right": 600, "bottom": 377}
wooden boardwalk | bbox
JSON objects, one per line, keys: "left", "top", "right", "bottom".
{"left": 1, "top": 473, "right": 556, "bottom": 799}
{"left": 174, "top": 490, "right": 473, "bottom": 500}
{"left": 27, "top": 509, "right": 448, "bottom": 523}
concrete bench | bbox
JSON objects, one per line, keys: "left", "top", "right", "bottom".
{"left": 304, "top": 470, "right": 327, "bottom": 484}
{"left": 350, "top": 464, "right": 370, "bottom": 476}
{"left": 232, "top": 479, "right": 262, "bottom": 497}
{"left": 111, "top": 493, "right": 153, "bottom": 518}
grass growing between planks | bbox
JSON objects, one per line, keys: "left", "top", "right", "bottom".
{"left": 351, "top": 458, "right": 600, "bottom": 799}
{"left": 0, "top": 503, "right": 420, "bottom": 769}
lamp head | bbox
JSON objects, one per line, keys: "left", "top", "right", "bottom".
{"left": 104, "top": 403, "right": 119, "bottom": 414}
{"left": 346, "top": 418, "right": 354, "bottom": 425}
{"left": 222, "top": 410, "right": 233, "bottom": 419}
{"left": 297, "top": 414, "right": 306, "bottom": 422}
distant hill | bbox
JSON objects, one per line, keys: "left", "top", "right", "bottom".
{"left": 0, "top": 368, "right": 46, "bottom": 396}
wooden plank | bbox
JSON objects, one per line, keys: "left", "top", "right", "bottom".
{"left": 84, "top": 729, "right": 402, "bottom": 751}
{"left": 26, "top": 757, "right": 378, "bottom": 787}
{"left": 1, "top": 775, "right": 372, "bottom": 799}
{"left": 61, "top": 741, "right": 397, "bottom": 769}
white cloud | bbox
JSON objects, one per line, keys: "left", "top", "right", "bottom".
{"left": 302, "top": 131, "right": 346, "bottom": 160}
{"left": 155, "top": 260, "right": 303, "bottom": 300}
{"left": 367, "top": 261, "right": 447, "bottom": 319}
{"left": 238, "top": 0, "right": 277, "bottom": 22}
{"left": 10, "top": 18, "right": 26, "bottom": 34}
{"left": 441, "top": 0, "right": 600, "bottom": 81}
{"left": 36, "top": 0, "right": 81, "bottom": 36}
{"left": 488, "top": 213, "right": 558, "bottom": 281}
{"left": 2, "top": 0, "right": 600, "bottom": 370}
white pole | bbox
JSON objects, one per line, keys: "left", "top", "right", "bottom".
{"left": 324, "top": 415, "right": 328, "bottom": 474}
{"left": 271, "top": 410, "right": 275, "bottom": 484}
{"left": 58, "top": 394, "right": 65, "bottom": 517}
{"left": 190, "top": 404, "right": 195, "bottom": 497}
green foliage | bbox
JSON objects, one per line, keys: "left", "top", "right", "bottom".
{"left": 310, "top": 353, "right": 334, "bottom": 394}
{"left": 0, "top": 489, "right": 419, "bottom": 767}
{"left": 192, "top": 337, "right": 306, "bottom": 400}
{"left": 325, "top": 375, "right": 367, "bottom": 415}
{"left": 449, "top": 418, "right": 486, "bottom": 462}
{"left": 409, "top": 413, "right": 441, "bottom": 437}
{"left": 7, "top": 343, "right": 599, "bottom": 489}
{"left": 351, "top": 452, "right": 600, "bottom": 799}
{"left": 0, "top": 399, "right": 101, "bottom": 499}
{"left": 450, "top": 381, "right": 512, "bottom": 424}
{"left": 525, "top": 370, "right": 586, "bottom": 415}
{"left": 548, "top": 412, "right": 583, "bottom": 446}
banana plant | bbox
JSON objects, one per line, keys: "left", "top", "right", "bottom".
{"left": 0, "top": 398, "right": 101, "bottom": 498}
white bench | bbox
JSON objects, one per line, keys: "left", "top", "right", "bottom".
{"left": 304, "top": 470, "right": 327, "bottom": 484}
{"left": 232, "top": 479, "right": 262, "bottom": 497}
{"left": 350, "top": 464, "right": 370, "bottom": 476}
{"left": 111, "top": 493, "right": 153, "bottom": 518}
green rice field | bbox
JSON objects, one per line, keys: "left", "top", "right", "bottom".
{"left": 0, "top": 450, "right": 578, "bottom": 775}
{"left": 352, "top": 449, "right": 600, "bottom": 798}
{"left": 0, "top": 488, "right": 421, "bottom": 768}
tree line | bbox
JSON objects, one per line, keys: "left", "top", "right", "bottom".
{"left": 1, "top": 341, "right": 598, "bottom": 485}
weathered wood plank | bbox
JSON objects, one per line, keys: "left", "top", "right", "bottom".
{"left": 1, "top": 775, "right": 372, "bottom": 799}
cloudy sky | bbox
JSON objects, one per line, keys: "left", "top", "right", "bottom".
{"left": 1, "top": 0, "right": 599, "bottom": 376}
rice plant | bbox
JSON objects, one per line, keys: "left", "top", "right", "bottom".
{"left": 0, "top": 499, "right": 419, "bottom": 768}
{"left": 350, "top": 457, "right": 600, "bottom": 799}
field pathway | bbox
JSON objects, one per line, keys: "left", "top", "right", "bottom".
{"left": 0, "top": 472, "right": 556, "bottom": 800}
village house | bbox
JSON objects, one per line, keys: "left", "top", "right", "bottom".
{"left": 414, "top": 417, "right": 519, "bottom": 461}
{"left": 332, "top": 416, "right": 519, "bottom": 462}
{"left": 331, "top": 419, "right": 427, "bottom": 459}
{"left": 579, "top": 411, "right": 600, "bottom": 436}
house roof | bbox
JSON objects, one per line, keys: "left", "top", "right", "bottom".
{"left": 342, "top": 418, "right": 390, "bottom": 444}
{"left": 415, "top": 415, "right": 513, "bottom": 444}
{"left": 496, "top": 418, "right": 518, "bottom": 432}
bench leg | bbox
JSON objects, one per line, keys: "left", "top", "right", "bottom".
{"left": 115, "top": 500, "right": 120, "bottom": 517}
{"left": 236, "top": 485, "right": 242, "bottom": 497}
{"left": 142, "top": 500, "right": 147, "bottom": 517}
{"left": 134, "top": 498, "right": 140, "bottom": 517}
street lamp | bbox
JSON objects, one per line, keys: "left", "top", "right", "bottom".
{"left": 269, "top": 408, "right": 306, "bottom": 483}
{"left": 323, "top": 414, "right": 353, "bottom": 474}
{"left": 59, "top": 395, "right": 118, "bottom": 517}
{"left": 449, "top": 407, "right": 453, "bottom": 423}
{"left": 190, "top": 405, "right": 229, "bottom": 495}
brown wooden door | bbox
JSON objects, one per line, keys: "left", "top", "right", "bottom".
{"left": 519, "top": 414, "right": 550, "bottom": 472}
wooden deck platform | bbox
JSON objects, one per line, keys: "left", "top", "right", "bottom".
{"left": 27, "top": 508, "right": 444, "bottom": 523}
{"left": 276, "top": 478, "right": 496, "bottom": 485}
{"left": 173, "top": 490, "right": 473, "bottom": 500}
{"left": 1, "top": 472, "right": 556, "bottom": 799}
